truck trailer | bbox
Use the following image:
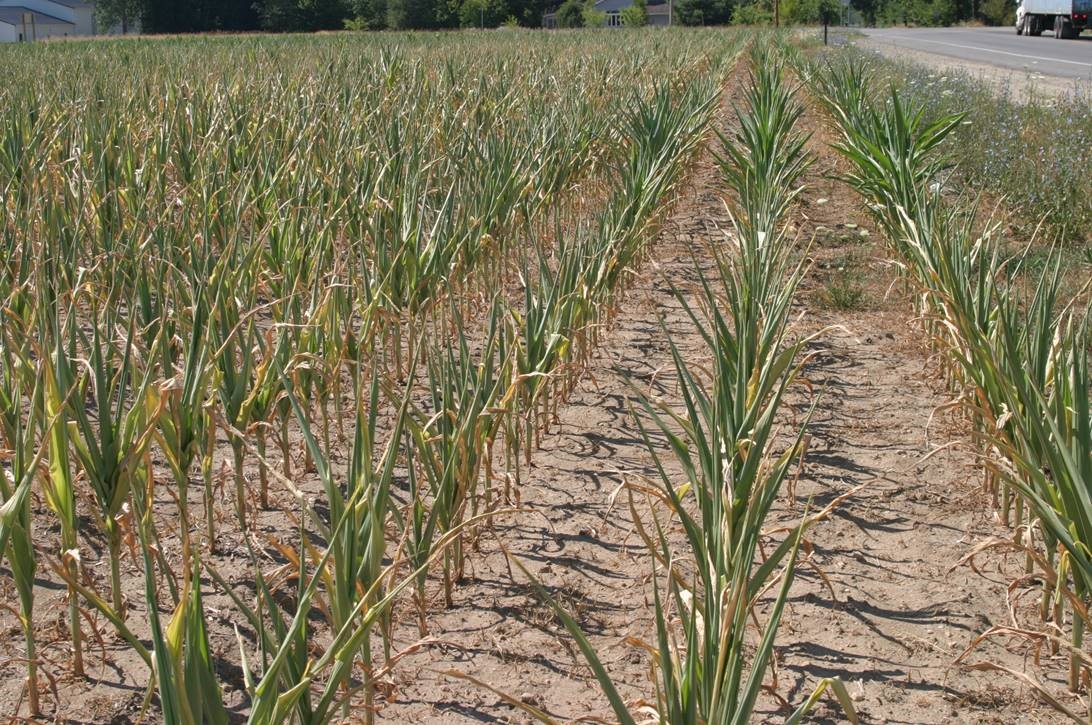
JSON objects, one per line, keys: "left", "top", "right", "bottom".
{"left": 1016, "top": 0, "right": 1092, "bottom": 38}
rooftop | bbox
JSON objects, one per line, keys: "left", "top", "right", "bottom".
{"left": 0, "top": 7, "right": 75, "bottom": 25}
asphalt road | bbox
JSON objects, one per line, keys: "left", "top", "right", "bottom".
{"left": 860, "top": 27, "right": 1092, "bottom": 81}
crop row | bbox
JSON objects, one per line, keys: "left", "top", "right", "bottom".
{"left": 804, "top": 52, "right": 1092, "bottom": 722}
{"left": 537, "top": 38, "right": 857, "bottom": 725}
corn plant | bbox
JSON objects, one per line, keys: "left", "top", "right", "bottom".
{"left": 979, "top": 312, "right": 1092, "bottom": 695}
{"left": 130, "top": 447, "right": 229, "bottom": 725}
{"left": 405, "top": 301, "right": 509, "bottom": 620}
{"left": 147, "top": 275, "right": 216, "bottom": 551}
{"left": 502, "top": 75, "right": 722, "bottom": 481}
{"left": 282, "top": 360, "right": 413, "bottom": 721}
{"left": 206, "top": 474, "right": 485, "bottom": 725}
{"left": 626, "top": 273, "right": 815, "bottom": 722}
{"left": 39, "top": 307, "right": 85, "bottom": 676}
{"left": 506, "top": 238, "right": 579, "bottom": 474}
{"left": 210, "top": 245, "right": 263, "bottom": 531}
{"left": 0, "top": 326, "right": 45, "bottom": 716}
{"left": 241, "top": 329, "right": 292, "bottom": 511}
{"left": 64, "top": 288, "right": 163, "bottom": 616}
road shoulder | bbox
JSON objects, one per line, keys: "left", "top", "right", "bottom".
{"left": 855, "top": 37, "right": 1083, "bottom": 101}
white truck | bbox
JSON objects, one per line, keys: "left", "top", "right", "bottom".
{"left": 1016, "top": 0, "right": 1091, "bottom": 38}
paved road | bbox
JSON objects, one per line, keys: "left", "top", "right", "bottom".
{"left": 860, "top": 27, "right": 1092, "bottom": 81}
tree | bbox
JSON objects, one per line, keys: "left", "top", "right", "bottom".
{"left": 138, "top": 0, "right": 262, "bottom": 33}
{"left": 862, "top": 0, "right": 968, "bottom": 26}
{"left": 620, "top": 0, "right": 649, "bottom": 25}
{"left": 259, "top": 0, "right": 350, "bottom": 31}
{"left": 556, "top": 0, "right": 585, "bottom": 26}
{"left": 94, "top": 0, "right": 143, "bottom": 33}
{"left": 732, "top": 0, "right": 773, "bottom": 24}
{"left": 673, "top": 0, "right": 734, "bottom": 24}
{"left": 909, "top": 0, "right": 959, "bottom": 25}
{"left": 582, "top": 4, "right": 606, "bottom": 25}
{"left": 850, "top": 0, "right": 878, "bottom": 24}
{"left": 259, "top": 0, "right": 306, "bottom": 30}
{"left": 981, "top": 0, "right": 1014, "bottom": 25}
{"left": 349, "top": 0, "right": 389, "bottom": 28}
{"left": 386, "top": 0, "right": 439, "bottom": 27}
{"left": 303, "top": 0, "right": 353, "bottom": 28}
{"left": 784, "top": 0, "right": 841, "bottom": 23}
{"left": 817, "top": 0, "right": 841, "bottom": 22}
{"left": 505, "top": 0, "right": 549, "bottom": 25}
{"left": 458, "top": 0, "right": 510, "bottom": 26}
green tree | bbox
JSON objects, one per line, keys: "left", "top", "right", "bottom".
{"left": 506, "top": 0, "right": 548, "bottom": 25}
{"left": 785, "top": 0, "right": 842, "bottom": 23}
{"left": 981, "top": 0, "right": 1014, "bottom": 24}
{"left": 621, "top": 0, "right": 649, "bottom": 25}
{"left": 851, "top": 0, "right": 878, "bottom": 24}
{"left": 259, "top": 0, "right": 305, "bottom": 29}
{"left": 349, "top": 0, "right": 389, "bottom": 27}
{"left": 673, "top": 0, "right": 734, "bottom": 24}
{"left": 94, "top": 0, "right": 143, "bottom": 33}
{"left": 128, "top": 0, "right": 261, "bottom": 33}
{"left": 732, "top": 0, "right": 772, "bottom": 24}
{"left": 304, "top": 0, "right": 353, "bottom": 27}
{"left": 912, "top": 0, "right": 958, "bottom": 25}
{"left": 459, "top": 0, "right": 510, "bottom": 26}
{"left": 259, "top": 0, "right": 350, "bottom": 31}
{"left": 819, "top": 0, "right": 842, "bottom": 22}
{"left": 872, "top": 0, "right": 963, "bottom": 25}
{"left": 556, "top": 0, "right": 585, "bottom": 26}
{"left": 583, "top": 4, "right": 607, "bottom": 25}
{"left": 387, "top": 0, "right": 439, "bottom": 27}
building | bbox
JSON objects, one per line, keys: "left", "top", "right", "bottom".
{"left": 543, "top": 0, "right": 672, "bottom": 28}
{"left": 0, "top": 7, "right": 68, "bottom": 40}
{"left": 0, "top": 1, "right": 123, "bottom": 42}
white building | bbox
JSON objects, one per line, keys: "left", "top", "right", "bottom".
{"left": 0, "top": 1, "right": 122, "bottom": 41}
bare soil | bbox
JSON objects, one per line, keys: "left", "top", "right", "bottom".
{"left": 0, "top": 74, "right": 1081, "bottom": 724}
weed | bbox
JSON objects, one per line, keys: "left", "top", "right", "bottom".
{"left": 821, "top": 253, "right": 864, "bottom": 310}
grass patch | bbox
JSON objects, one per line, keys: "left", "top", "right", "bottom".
{"left": 819, "top": 253, "right": 868, "bottom": 310}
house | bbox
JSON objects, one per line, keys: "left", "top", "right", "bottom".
{"left": 0, "top": 7, "right": 69, "bottom": 40}
{"left": 0, "top": 0, "right": 123, "bottom": 41}
{"left": 543, "top": 0, "right": 673, "bottom": 28}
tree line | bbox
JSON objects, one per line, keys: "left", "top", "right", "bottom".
{"left": 94, "top": 0, "right": 553, "bottom": 32}
{"left": 94, "top": 0, "right": 1017, "bottom": 33}
{"left": 850, "top": 0, "right": 1015, "bottom": 26}
{"left": 668, "top": 0, "right": 1015, "bottom": 26}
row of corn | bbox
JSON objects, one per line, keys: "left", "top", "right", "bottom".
{"left": 531, "top": 39, "right": 857, "bottom": 724}
{"left": 801, "top": 50, "right": 1092, "bottom": 719}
